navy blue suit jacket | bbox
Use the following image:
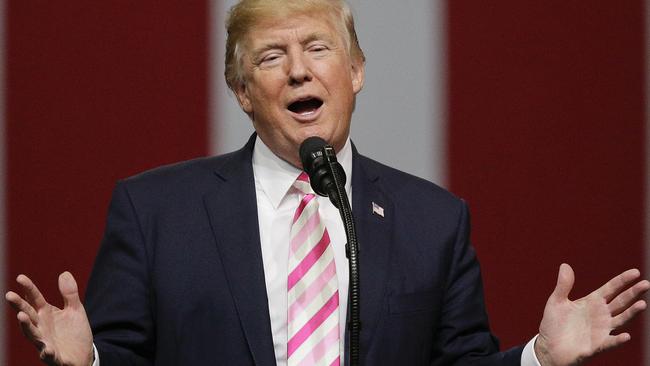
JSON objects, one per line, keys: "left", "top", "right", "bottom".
{"left": 85, "top": 135, "right": 524, "bottom": 365}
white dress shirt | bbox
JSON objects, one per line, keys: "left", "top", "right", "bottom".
{"left": 91, "top": 137, "right": 540, "bottom": 366}
{"left": 252, "top": 137, "right": 351, "bottom": 366}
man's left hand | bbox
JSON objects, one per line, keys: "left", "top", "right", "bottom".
{"left": 535, "top": 263, "right": 650, "bottom": 366}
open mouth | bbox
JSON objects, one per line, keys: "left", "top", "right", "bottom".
{"left": 287, "top": 97, "right": 323, "bottom": 116}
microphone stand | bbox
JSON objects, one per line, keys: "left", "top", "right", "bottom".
{"left": 321, "top": 146, "right": 361, "bottom": 366}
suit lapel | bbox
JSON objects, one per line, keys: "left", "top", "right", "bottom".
{"left": 349, "top": 149, "right": 395, "bottom": 363}
{"left": 201, "top": 138, "right": 394, "bottom": 365}
{"left": 203, "top": 135, "right": 277, "bottom": 365}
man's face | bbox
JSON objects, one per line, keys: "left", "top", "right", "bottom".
{"left": 234, "top": 13, "right": 365, "bottom": 168}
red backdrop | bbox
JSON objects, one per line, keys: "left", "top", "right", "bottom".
{"left": 448, "top": 1, "right": 647, "bottom": 365}
{"left": 5, "top": 1, "right": 209, "bottom": 364}
{"left": 3, "top": 0, "right": 647, "bottom": 365}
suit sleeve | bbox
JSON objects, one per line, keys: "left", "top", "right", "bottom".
{"left": 431, "top": 200, "right": 523, "bottom": 365}
{"left": 84, "top": 182, "right": 155, "bottom": 365}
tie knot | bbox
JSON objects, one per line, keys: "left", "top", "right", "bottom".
{"left": 293, "top": 172, "right": 314, "bottom": 195}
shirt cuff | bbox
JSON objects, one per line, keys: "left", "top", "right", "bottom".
{"left": 91, "top": 343, "right": 100, "bottom": 366}
{"left": 520, "top": 334, "right": 542, "bottom": 366}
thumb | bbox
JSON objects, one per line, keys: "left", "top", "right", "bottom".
{"left": 58, "top": 271, "right": 82, "bottom": 310}
{"left": 550, "top": 263, "right": 575, "bottom": 301}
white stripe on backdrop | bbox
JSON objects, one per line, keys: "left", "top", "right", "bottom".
{"left": 210, "top": 0, "right": 447, "bottom": 185}
{"left": 0, "top": 0, "right": 7, "bottom": 362}
{"left": 643, "top": 0, "right": 650, "bottom": 366}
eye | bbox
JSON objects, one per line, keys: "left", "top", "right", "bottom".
{"left": 257, "top": 51, "right": 284, "bottom": 66}
{"left": 262, "top": 54, "right": 281, "bottom": 63}
{"left": 308, "top": 44, "right": 329, "bottom": 53}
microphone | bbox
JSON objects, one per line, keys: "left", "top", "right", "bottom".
{"left": 299, "top": 136, "right": 362, "bottom": 365}
{"left": 299, "top": 136, "right": 346, "bottom": 208}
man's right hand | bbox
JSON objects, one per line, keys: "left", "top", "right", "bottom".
{"left": 5, "top": 272, "right": 94, "bottom": 366}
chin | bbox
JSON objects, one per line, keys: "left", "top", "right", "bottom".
{"left": 294, "top": 125, "right": 343, "bottom": 149}
{"left": 295, "top": 130, "right": 327, "bottom": 144}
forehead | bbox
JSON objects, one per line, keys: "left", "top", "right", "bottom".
{"left": 244, "top": 14, "right": 343, "bottom": 50}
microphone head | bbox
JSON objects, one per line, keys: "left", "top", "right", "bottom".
{"left": 299, "top": 136, "right": 329, "bottom": 196}
{"left": 299, "top": 136, "right": 347, "bottom": 207}
{"left": 299, "top": 136, "right": 328, "bottom": 174}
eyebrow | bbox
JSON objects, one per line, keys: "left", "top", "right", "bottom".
{"left": 250, "top": 32, "right": 336, "bottom": 60}
{"left": 252, "top": 42, "right": 285, "bottom": 57}
{"left": 300, "top": 32, "right": 335, "bottom": 45}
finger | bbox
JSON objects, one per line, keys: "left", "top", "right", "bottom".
{"left": 58, "top": 271, "right": 82, "bottom": 310}
{"left": 612, "top": 300, "right": 647, "bottom": 329}
{"left": 608, "top": 279, "right": 650, "bottom": 315}
{"left": 599, "top": 333, "right": 631, "bottom": 353}
{"left": 5, "top": 291, "right": 39, "bottom": 325}
{"left": 15, "top": 275, "right": 49, "bottom": 310}
{"left": 16, "top": 311, "right": 43, "bottom": 346}
{"left": 550, "top": 263, "right": 575, "bottom": 301}
{"left": 595, "top": 268, "right": 641, "bottom": 302}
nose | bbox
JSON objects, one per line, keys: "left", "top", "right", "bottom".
{"left": 287, "top": 50, "right": 312, "bottom": 85}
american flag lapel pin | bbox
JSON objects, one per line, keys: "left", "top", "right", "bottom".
{"left": 372, "top": 201, "right": 384, "bottom": 217}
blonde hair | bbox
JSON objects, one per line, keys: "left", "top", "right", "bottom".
{"left": 224, "top": 0, "right": 365, "bottom": 90}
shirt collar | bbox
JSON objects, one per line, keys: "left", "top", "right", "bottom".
{"left": 252, "top": 136, "right": 353, "bottom": 210}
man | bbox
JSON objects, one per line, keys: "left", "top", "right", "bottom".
{"left": 5, "top": 0, "right": 649, "bottom": 365}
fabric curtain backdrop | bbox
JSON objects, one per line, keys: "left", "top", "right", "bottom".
{"left": 2, "top": 1, "right": 647, "bottom": 365}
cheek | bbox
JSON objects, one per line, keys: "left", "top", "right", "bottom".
{"left": 250, "top": 94, "right": 280, "bottom": 116}
{"left": 249, "top": 76, "right": 284, "bottom": 102}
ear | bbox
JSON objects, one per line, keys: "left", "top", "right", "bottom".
{"left": 351, "top": 58, "right": 365, "bottom": 94}
{"left": 233, "top": 81, "right": 253, "bottom": 114}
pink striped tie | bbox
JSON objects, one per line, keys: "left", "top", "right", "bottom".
{"left": 287, "top": 172, "right": 340, "bottom": 366}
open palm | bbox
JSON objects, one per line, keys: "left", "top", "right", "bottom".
{"left": 5, "top": 272, "right": 93, "bottom": 366}
{"left": 535, "top": 264, "right": 649, "bottom": 366}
